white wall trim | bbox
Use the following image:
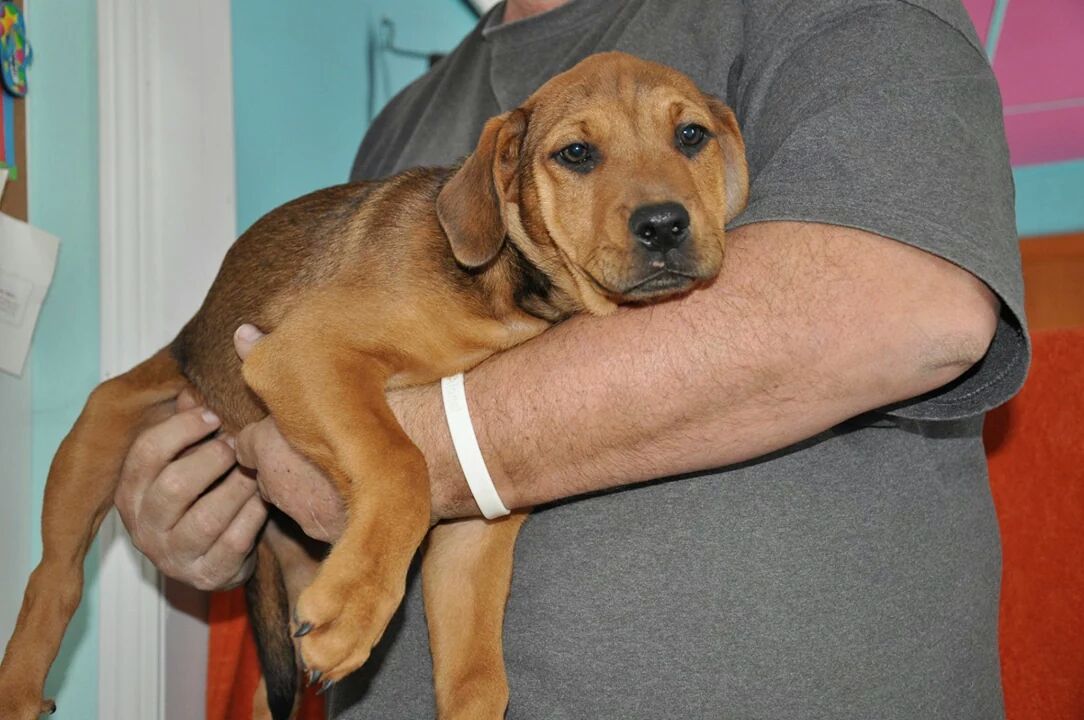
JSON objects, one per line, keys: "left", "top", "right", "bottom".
{"left": 97, "top": 2, "right": 165, "bottom": 717}
{"left": 97, "top": 0, "right": 237, "bottom": 718}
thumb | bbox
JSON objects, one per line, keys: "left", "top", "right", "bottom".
{"left": 233, "top": 421, "right": 264, "bottom": 470}
{"left": 233, "top": 324, "right": 266, "bottom": 361}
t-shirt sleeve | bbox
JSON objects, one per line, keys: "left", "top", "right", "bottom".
{"left": 729, "top": 1, "right": 1029, "bottom": 421}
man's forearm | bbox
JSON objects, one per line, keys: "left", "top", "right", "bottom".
{"left": 398, "top": 221, "right": 999, "bottom": 517}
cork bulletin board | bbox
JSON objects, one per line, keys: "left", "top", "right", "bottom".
{"left": 0, "top": 0, "right": 26, "bottom": 221}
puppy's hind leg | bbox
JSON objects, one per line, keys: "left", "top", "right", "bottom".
{"left": 0, "top": 349, "right": 187, "bottom": 720}
{"left": 422, "top": 513, "right": 529, "bottom": 720}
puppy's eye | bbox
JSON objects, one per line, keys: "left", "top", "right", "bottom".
{"left": 676, "top": 123, "right": 711, "bottom": 156}
{"left": 678, "top": 124, "right": 706, "bottom": 146}
{"left": 554, "top": 142, "right": 596, "bottom": 171}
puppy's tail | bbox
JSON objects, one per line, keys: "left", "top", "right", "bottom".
{"left": 0, "top": 348, "right": 188, "bottom": 719}
{"left": 247, "top": 537, "right": 299, "bottom": 720}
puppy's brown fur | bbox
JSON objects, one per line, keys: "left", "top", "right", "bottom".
{"left": 0, "top": 52, "right": 748, "bottom": 720}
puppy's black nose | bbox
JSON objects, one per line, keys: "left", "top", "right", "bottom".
{"left": 629, "top": 202, "right": 690, "bottom": 252}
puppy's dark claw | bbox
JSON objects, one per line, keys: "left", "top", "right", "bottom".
{"left": 317, "top": 679, "right": 335, "bottom": 695}
{"left": 43, "top": 700, "right": 57, "bottom": 715}
{"left": 308, "top": 669, "right": 322, "bottom": 685}
{"left": 294, "top": 622, "right": 313, "bottom": 638}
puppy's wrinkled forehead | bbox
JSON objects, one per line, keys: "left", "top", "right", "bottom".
{"left": 523, "top": 54, "right": 712, "bottom": 144}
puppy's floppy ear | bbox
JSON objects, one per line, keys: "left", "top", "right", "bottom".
{"left": 437, "top": 109, "right": 527, "bottom": 269}
{"left": 703, "top": 95, "right": 749, "bottom": 222}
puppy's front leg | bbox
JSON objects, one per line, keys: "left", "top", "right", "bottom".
{"left": 242, "top": 330, "right": 431, "bottom": 685}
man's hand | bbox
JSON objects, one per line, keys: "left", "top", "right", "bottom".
{"left": 114, "top": 390, "right": 267, "bottom": 591}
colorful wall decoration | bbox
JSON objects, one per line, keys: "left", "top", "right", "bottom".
{"left": 0, "top": 0, "right": 28, "bottom": 191}
{"left": 963, "top": 0, "right": 1084, "bottom": 167}
{"left": 962, "top": 0, "right": 1084, "bottom": 237}
{"left": 1, "top": 91, "right": 16, "bottom": 177}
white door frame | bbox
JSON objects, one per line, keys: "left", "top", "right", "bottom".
{"left": 97, "top": 1, "right": 237, "bottom": 718}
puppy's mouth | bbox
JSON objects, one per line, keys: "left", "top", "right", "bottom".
{"left": 585, "top": 261, "right": 705, "bottom": 302}
{"left": 618, "top": 268, "right": 701, "bottom": 300}
{"left": 576, "top": 240, "right": 721, "bottom": 304}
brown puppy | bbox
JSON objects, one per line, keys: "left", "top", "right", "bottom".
{"left": 0, "top": 51, "right": 747, "bottom": 720}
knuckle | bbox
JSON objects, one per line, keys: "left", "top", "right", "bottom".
{"left": 124, "top": 521, "right": 156, "bottom": 556}
{"left": 131, "top": 432, "right": 165, "bottom": 465}
{"left": 208, "top": 438, "right": 236, "bottom": 466}
{"left": 187, "top": 510, "right": 219, "bottom": 541}
{"left": 187, "top": 561, "right": 218, "bottom": 592}
{"left": 155, "top": 466, "right": 187, "bottom": 503}
{"left": 223, "top": 515, "right": 261, "bottom": 557}
{"left": 163, "top": 549, "right": 199, "bottom": 582}
{"left": 190, "top": 574, "right": 216, "bottom": 592}
{"left": 152, "top": 544, "right": 181, "bottom": 571}
{"left": 229, "top": 556, "right": 257, "bottom": 588}
{"left": 223, "top": 530, "right": 254, "bottom": 558}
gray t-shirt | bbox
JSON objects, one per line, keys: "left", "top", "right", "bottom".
{"left": 335, "top": 1, "right": 1027, "bottom": 718}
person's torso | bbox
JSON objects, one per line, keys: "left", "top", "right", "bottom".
{"left": 333, "top": 2, "right": 1004, "bottom": 717}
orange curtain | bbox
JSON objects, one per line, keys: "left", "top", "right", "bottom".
{"left": 985, "top": 328, "right": 1084, "bottom": 719}
{"left": 1019, "top": 233, "right": 1084, "bottom": 332}
{"left": 206, "top": 588, "right": 325, "bottom": 720}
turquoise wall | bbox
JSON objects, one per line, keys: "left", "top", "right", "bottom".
{"left": 231, "top": 0, "right": 478, "bottom": 232}
{"left": 27, "top": 0, "right": 102, "bottom": 715}
{"left": 1014, "top": 160, "right": 1084, "bottom": 238}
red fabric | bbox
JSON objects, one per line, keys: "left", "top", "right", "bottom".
{"left": 206, "top": 588, "right": 325, "bottom": 720}
{"left": 985, "top": 328, "right": 1084, "bottom": 719}
{"left": 206, "top": 329, "right": 1084, "bottom": 719}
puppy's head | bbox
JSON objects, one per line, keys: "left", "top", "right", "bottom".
{"left": 437, "top": 51, "right": 748, "bottom": 314}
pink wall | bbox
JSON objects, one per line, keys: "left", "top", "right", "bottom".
{"left": 962, "top": 0, "right": 1084, "bottom": 166}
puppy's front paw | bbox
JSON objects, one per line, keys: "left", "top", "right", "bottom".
{"left": 292, "top": 554, "right": 407, "bottom": 685}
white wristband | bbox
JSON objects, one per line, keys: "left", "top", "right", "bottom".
{"left": 440, "top": 373, "right": 510, "bottom": 519}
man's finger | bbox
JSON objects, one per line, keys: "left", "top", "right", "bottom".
{"left": 233, "top": 324, "right": 266, "bottom": 361}
{"left": 139, "top": 437, "right": 236, "bottom": 532}
{"left": 167, "top": 466, "right": 260, "bottom": 563}
{"left": 197, "top": 493, "right": 268, "bottom": 588}
{"left": 118, "top": 407, "right": 223, "bottom": 512}
{"left": 221, "top": 551, "right": 259, "bottom": 591}
{"left": 234, "top": 416, "right": 277, "bottom": 470}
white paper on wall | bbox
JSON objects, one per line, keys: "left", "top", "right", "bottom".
{"left": 469, "top": 0, "right": 502, "bottom": 15}
{"left": 0, "top": 212, "right": 60, "bottom": 377}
